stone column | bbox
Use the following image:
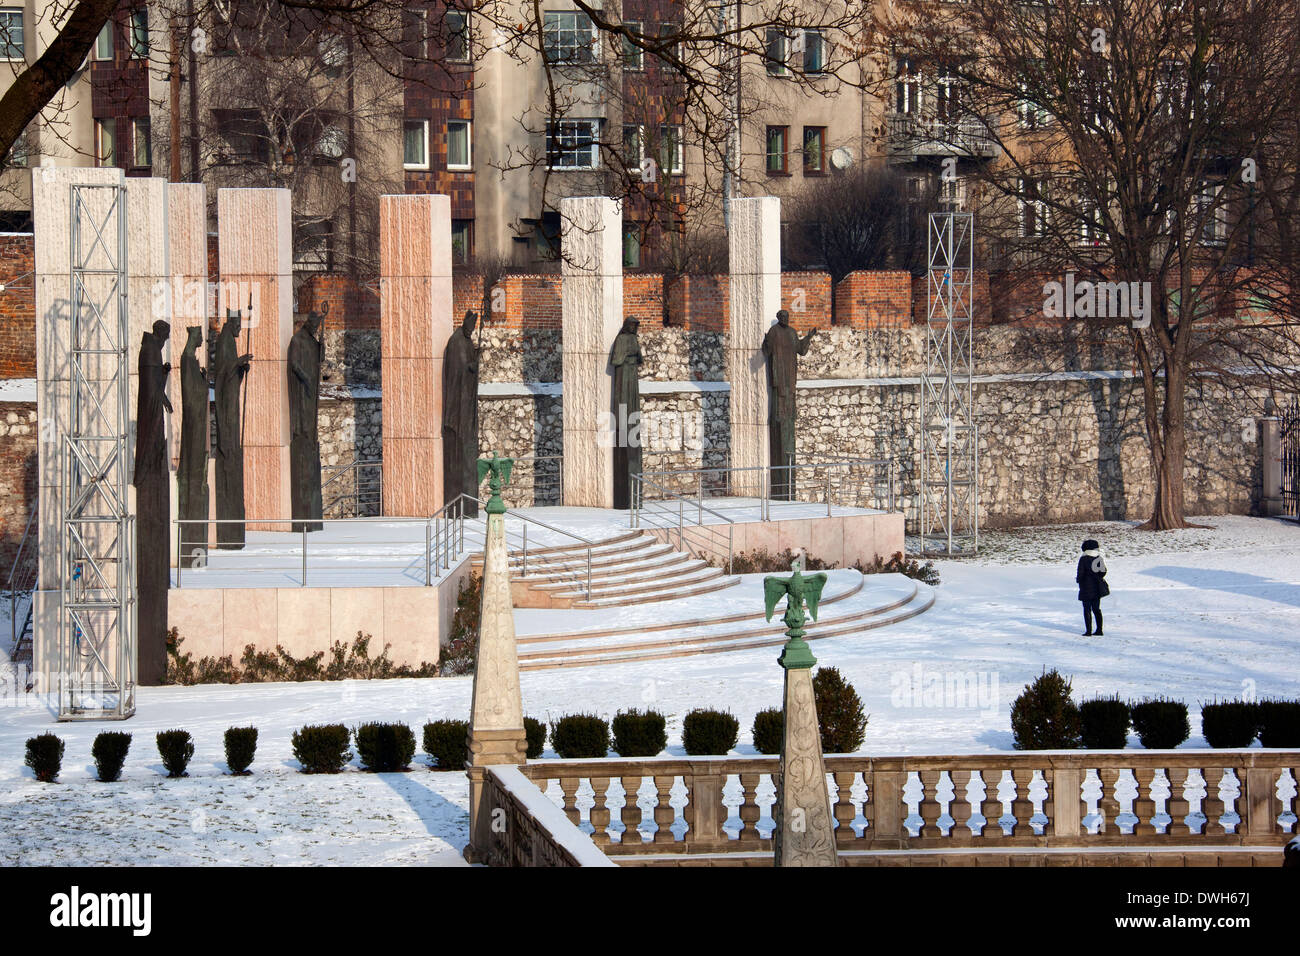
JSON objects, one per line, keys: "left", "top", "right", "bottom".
{"left": 32, "top": 166, "right": 160, "bottom": 680}
{"left": 465, "top": 458, "right": 527, "bottom": 863}
{"left": 727, "top": 197, "right": 781, "bottom": 497}
{"left": 1261, "top": 413, "right": 1283, "bottom": 517}
{"left": 379, "top": 194, "right": 453, "bottom": 516}
{"left": 561, "top": 196, "right": 622, "bottom": 509}
{"left": 217, "top": 188, "right": 293, "bottom": 527}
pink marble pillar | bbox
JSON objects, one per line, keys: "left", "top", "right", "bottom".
{"left": 217, "top": 188, "right": 293, "bottom": 527}
{"left": 379, "top": 194, "right": 453, "bottom": 517}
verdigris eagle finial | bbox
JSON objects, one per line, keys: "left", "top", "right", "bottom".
{"left": 763, "top": 550, "right": 828, "bottom": 670}
{"left": 477, "top": 452, "right": 514, "bottom": 515}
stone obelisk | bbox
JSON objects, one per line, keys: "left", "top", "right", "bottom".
{"left": 765, "top": 555, "right": 838, "bottom": 867}
{"left": 464, "top": 454, "right": 528, "bottom": 864}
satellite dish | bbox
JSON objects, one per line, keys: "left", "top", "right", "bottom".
{"left": 830, "top": 147, "right": 853, "bottom": 170}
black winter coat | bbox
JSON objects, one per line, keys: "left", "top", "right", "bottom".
{"left": 1076, "top": 553, "right": 1110, "bottom": 601}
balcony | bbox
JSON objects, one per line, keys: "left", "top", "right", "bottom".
{"left": 887, "top": 113, "right": 999, "bottom": 164}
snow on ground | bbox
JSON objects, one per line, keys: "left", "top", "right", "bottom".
{"left": 2, "top": 513, "right": 1298, "bottom": 865}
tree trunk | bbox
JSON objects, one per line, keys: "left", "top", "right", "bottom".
{"left": 1143, "top": 363, "right": 1191, "bottom": 530}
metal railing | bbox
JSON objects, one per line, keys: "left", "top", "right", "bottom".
{"left": 630, "top": 473, "right": 734, "bottom": 574}
{"left": 633, "top": 458, "right": 896, "bottom": 524}
{"left": 6, "top": 505, "right": 38, "bottom": 657}
{"left": 500, "top": 505, "right": 594, "bottom": 599}
{"left": 322, "top": 459, "right": 382, "bottom": 518}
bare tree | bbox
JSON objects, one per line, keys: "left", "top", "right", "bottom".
{"left": 867, "top": 0, "right": 1300, "bottom": 529}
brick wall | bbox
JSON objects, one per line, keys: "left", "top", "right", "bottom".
{"left": 780, "top": 272, "right": 832, "bottom": 330}
{"left": 298, "top": 273, "right": 381, "bottom": 331}
{"left": 911, "top": 269, "right": 992, "bottom": 324}
{"left": 665, "top": 274, "right": 728, "bottom": 330}
{"left": 0, "top": 234, "right": 34, "bottom": 379}
{"left": 834, "top": 271, "right": 912, "bottom": 329}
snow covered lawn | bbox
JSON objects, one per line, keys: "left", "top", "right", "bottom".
{"left": 2, "top": 514, "right": 1297, "bottom": 865}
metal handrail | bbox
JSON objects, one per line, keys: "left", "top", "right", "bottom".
{"left": 631, "top": 473, "right": 735, "bottom": 574}
{"left": 6, "top": 505, "right": 38, "bottom": 653}
{"left": 496, "top": 501, "right": 594, "bottom": 599}
{"left": 322, "top": 458, "right": 382, "bottom": 518}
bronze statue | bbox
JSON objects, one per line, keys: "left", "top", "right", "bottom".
{"left": 134, "top": 319, "right": 171, "bottom": 686}
{"left": 443, "top": 310, "right": 480, "bottom": 517}
{"left": 762, "top": 309, "right": 815, "bottom": 500}
{"left": 177, "top": 326, "right": 209, "bottom": 568}
{"left": 610, "top": 317, "right": 643, "bottom": 510}
{"left": 288, "top": 308, "right": 324, "bottom": 532}
{"left": 213, "top": 309, "right": 252, "bottom": 549}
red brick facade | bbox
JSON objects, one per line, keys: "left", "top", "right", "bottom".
{"left": 0, "top": 235, "right": 35, "bottom": 378}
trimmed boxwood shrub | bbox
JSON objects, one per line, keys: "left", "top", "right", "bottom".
{"left": 1130, "top": 698, "right": 1191, "bottom": 750}
{"left": 550, "top": 714, "right": 611, "bottom": 759}
{"left": 813, "top": 666, "right": 869, "bottom": 753}
{"left": 1258, "top": 699, "right": 1300, "bottom": 748}
{"left": 1200, "top": 700, "right": 1260, "bottom": 749}
{"left": 224, "top": 726, "right": 257, "bottom": 774}
{"left": 1010, "top": 669, "right": 1081, "bottom": 750}
{"left": 612, "top": 709, "right": 668, "bottom": 757}
{"left": 92, "top": 731, "right": 132, "bottom": 782}
{"left": 1080, "top": 696, "right": 1130, "bottom": 749}
{"left": 524, "top": 716, "right": 546, "bottom": 759}
{"left": 423, "top": 719, "right": 469, "bottom": 770}
{"left": 751, "top": 708, "right": 783, "bottom": 755}
{"left": 156, "top": 729, "right": 195, "bottom": 777}
{"left": 291, "top": 723, "right": 352, "bottom": 773}
{"left": 682, "top": 709, "right": 739, "bottom": 756}
{"left": 355, "top": 722, "right": 417, "bottom": 771}
{"left": 25, "top": 733, "right": 65, "bottom": 783}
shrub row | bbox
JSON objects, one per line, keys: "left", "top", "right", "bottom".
{"left": 1012, "top": 670, "right": 1300, "bottom": 750}
{"left": 24, "top": 726, "right": 260, "bottom": 783}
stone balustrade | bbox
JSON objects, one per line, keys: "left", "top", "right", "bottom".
{"left": 511, "top": 752, "right": 1298, "bottom": 865}
{"left": 480, "top": 765, "right": 616, "bottom": 867}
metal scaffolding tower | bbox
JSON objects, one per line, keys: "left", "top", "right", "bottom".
{"left": 919, "top": 212, "right": 979, "bottom": 555}
{"left": 58, "top": 182, "right": 136, "bottom": 719}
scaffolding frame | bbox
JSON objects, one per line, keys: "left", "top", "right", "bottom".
{"left": 919, "top": 212, "right": 979, "bottom": 555}
{"left": 58, "top": 182, "right": 136, "bottom": 720}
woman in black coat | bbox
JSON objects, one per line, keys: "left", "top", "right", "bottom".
{"left": 1076, "top": 538, "right": 1109, "bottom": 636}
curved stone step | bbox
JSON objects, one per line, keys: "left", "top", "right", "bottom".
{"left": 569, "top": 574, "right": 743, "bottom": 609}
{"left": 551, "top": 564, "right": 729, "bottom": 601}
{"left": 522, "top": 549, "right": 694, "bottom": 588}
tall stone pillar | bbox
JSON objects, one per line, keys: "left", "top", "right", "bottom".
{"left": 561, "top": 196, "right": 623, "bottom": 509}
{"left": 727, "top": 197, "right": 781, "bottom": 497}
{"left": 465, "top": 457, "right": 528, "bottom": 864}
{"left": 379, "top": 194, "right": 454, "bottom": 516}
{"left": 1261, "top": 413, "right": 1283, "bottom": 517}
{"left": 217, "top": 188, "right": 293, "bottom": 527}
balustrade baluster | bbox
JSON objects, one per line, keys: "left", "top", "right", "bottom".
{"left": 1132, "top": 766, "right": 1159, "bottom": 838}
{"left": 949, "top": 770, "right": 974, "bottom": 841}
{"left": 918, "top": 770, "right": 943, "bottom": 838}
{"left": 652, "top": 775, "right": 678, "bottom": 845}
{"left": 1097, "top": 767, "right": 1123, "bottom": 835}
{"left": 1009, "top": 768, "right": 1036, "bottom": 837}
{"left": 589, "top": 776, "right": 612, "bottom": 846}
{"left": 737, "top": 773, "right": 764, "bottom": 848}
{"left": 979, "top": 770, "right": 1005, "bottom": 841}
{"left": 832, "top": 771, "right": 858, "bottom": 846}
{"left": 1169, "top": 769, "right": 1194, "bottom": 835}
{"left": 559, "top": 776, "right": 581, "bottom": 828}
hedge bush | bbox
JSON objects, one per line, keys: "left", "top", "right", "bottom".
{"left": 92, "top": 731, "right": 132, "bottom": 782}
{"left": 550, "top": 714, "right": 611, "bottom": 759}
{"left": 156, "top": 730, "right": 195, "bottom": 778}
{"left": 25, "top": 733, "right": 64, "bottom": 783}
{"left": 813, "top": 666, "right": 869, "bottom": 753}
{"left": 224, "top": 726, "right": 258, "bottom": 774}
{"left": 355, "top": 722, "right": 417, "bottom": 772}
{"left": 751, "top": 708, "right": 783, "bottom": 755}
{"left": 524, "top": 716, "right": 547, "bottom": 759}
{"left": 682, "top": 709, "right": 739, "bottom": 756}
{"left": 423, "top": 719, "right": 469, "bottom": 770}
{"left": 1258, "top": 699, "right": 1300, "bottom": 748}
{"left": 1130, "top": 699, "right": 1190, "bottom": 750}
{"left": 1080, "top": 696, "right": 1130, "bottom": 749}
{"left": 291, "top": 723, "right": 352, "bottom": 773}
{"left": 1200, "top": 700, "right": 1260, "bottom": 749}
{"left": 1010, "top": 670, "right": 1082, "bottom": 750}
{"left": 611, "top": 709, "right": 668, "bottom": 757}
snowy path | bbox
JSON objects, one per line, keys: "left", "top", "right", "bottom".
{"left": 2, "top": 514, "right": 1297, "bottom": 865}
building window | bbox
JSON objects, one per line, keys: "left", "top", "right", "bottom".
{"left": 315, "top": 124, "right": 346, "bottom": 163}
{"left": 896, "top": 56, "right": 920, "bottom": 114}
{"left": 451, "top": 219, "right": 472, "bottom": 262}
{"left": 447, "top": 120, "right": 471, "bottom": 169}
{"left": 543, "top": 11, "right": 595, "bottom": 64}
{"left": 766, "top": 125, "right": 788, "bottom": 174}
{"left": 1018, "top": 177, "right": 1046, "bottom": 238}
{"left": 622, "top": 123, "right": 644, "bottom": 170}
{"left": 622, "top": 225, "right": 641, "bottom": 269}
{"left": 1079, "top": 200, "right": 1104, "bottom": 246}
{"left": 1196, "top": 182, "right": 1228, "bottom": 245}
{"left": 132, "top": 117, "right": 151, "bottom": 168}
{"left": 403, "top": 8, "right": 428, "bottom": 58}
{"left": 95, "top": 118, "right": 116, "bottom": 167}
{"left": 622, "top": 21, "right": 643, "bottom": 71}
{"left": 803, "top": 30, "right": 825, "bottom": 73}
{"left": 94, "top": 22, "right": 114, "bottom": 61}
{"left": 214, "top": 109, "right": 269, "bottom": 164}
{"left": 546, "top": 119, "right": 601, "bottom": 169}
{"left": 446, "top": 11, "right": 470, "bottom": 62}
{"left": 935, "top": 66, "right": 959, "bottom": 120}
{"left": 129, "top": 9, "right": 148, "bottom": 59}
{"left": 0, "top": 8, "right": 23, "bottom": 59}
{"left": 938, "top": 175, "right": 965, "bottom": 212}
{"left": 1017, "top": 79, "right": 1050, "bottom": 129}
{"left": 4, "top": 126, "right": 32, "bottom": 167}
{"left": 802, "top": 127, "right": 825, "bottom": 174}
{"left": 403, "top": 119, "right": 429, "bottom": 169}
{"left": 658, "top": 125, "right": 683, "bottom": 175}
{"left": 658, "top": 22, "right": 680, "bottom": 71}
{"left": 294, "top": 218, "right": 333, "bottom": 272}
{"left": 765, "top": 29, "right": 787, "bottom": 75}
